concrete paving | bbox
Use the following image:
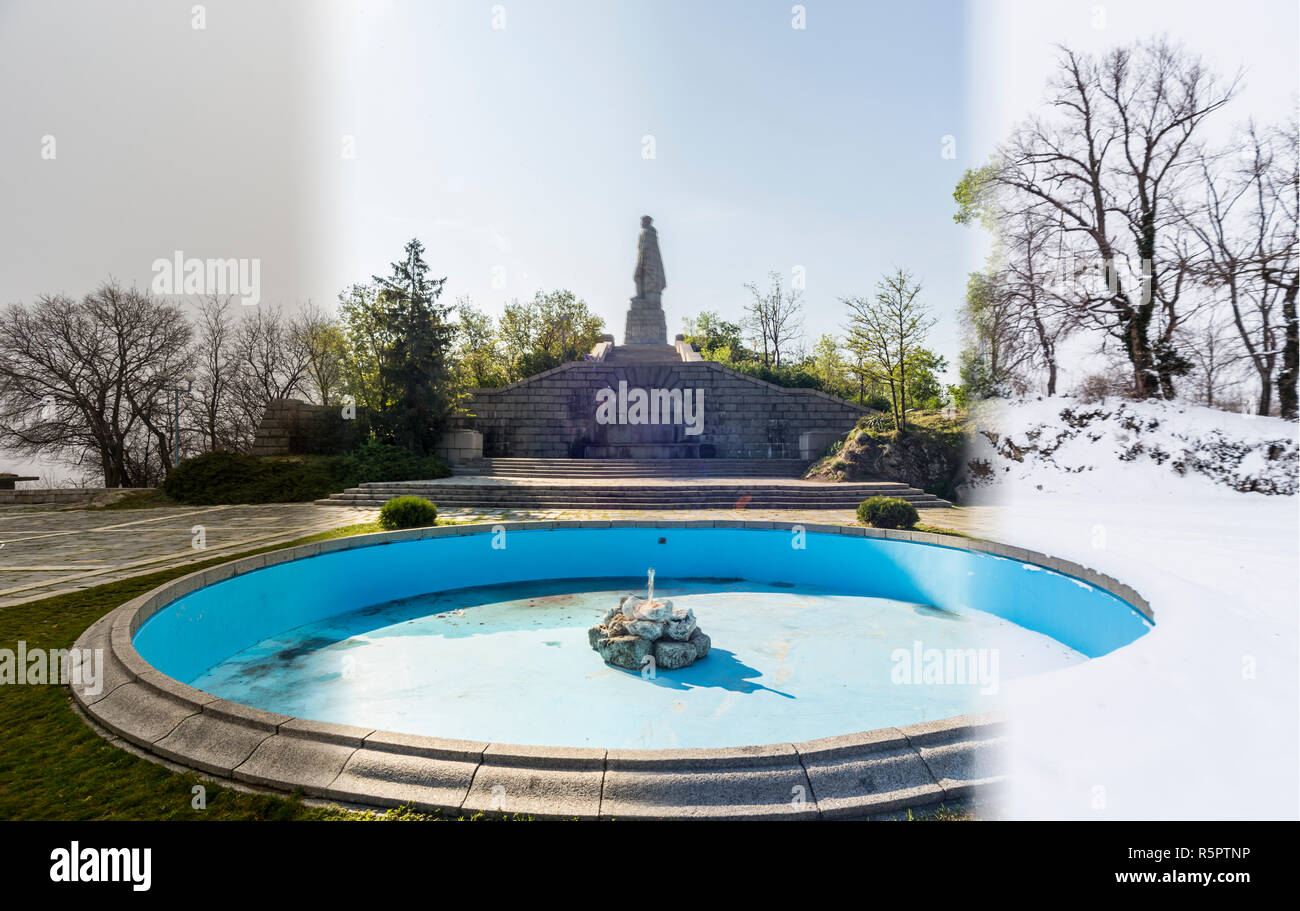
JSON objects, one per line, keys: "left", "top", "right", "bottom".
{"left": 0, "top": 503, "right": 372, "bottom": 607}
{"left": 0, "top": 501, "right": 999, "bottom": 607}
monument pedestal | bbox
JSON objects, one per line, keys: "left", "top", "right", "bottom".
{"left": 624, "top": 295, "right": 667, "bottom": 345}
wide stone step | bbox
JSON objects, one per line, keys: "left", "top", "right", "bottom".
{"left": 359, "top": 498, "right": 940, "bottom": 504}
{"left": 347, "top": 491, "right": 926, "bottom": 501}
{"left": 481, "top": 469, "right": 809, "bottom": 474}
{"left": 455, "top": 467, "right": 805, "bottom": 474}
{"left": 317, "top": 479, "right": 950, "bottom": 509}
{"left": 468, "top": 458, "right": 812, "bottom": 478}
{"left": 318, "top": 498, "right": 951, "bottom": 509}
{"left": 349, "top": 484, "right": 916, "bottom": 494}
{"left": 602, "top": 344, "right": 681, "bottom": 363}
{"left": 479, "top": 464, "right": 807, "bottom": 467}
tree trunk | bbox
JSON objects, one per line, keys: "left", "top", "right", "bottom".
{"left": 1257, "top": 379, "right": 1272, "bottom": 417}
{"left": 1278, "top": 282, "right": 1298, "bottom": 420}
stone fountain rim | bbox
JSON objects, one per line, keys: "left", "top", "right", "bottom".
{"left": 69, "top": 519, "right": 1152, "bottom": 819}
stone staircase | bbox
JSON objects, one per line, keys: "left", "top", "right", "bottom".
{"left": 317, "top": 476, "right": 949, "bottom": 511}
{"left": 457, "top": 458, "right": 811, "bottom": 478}
{"left": 601, "top": 344, "right": 681, "bottom": 364}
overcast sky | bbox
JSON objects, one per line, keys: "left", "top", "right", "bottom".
{"left": 1, "top": 0, "right": 1295, "bottom": 480}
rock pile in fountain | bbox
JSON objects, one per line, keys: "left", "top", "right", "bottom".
{"left": 589, "top": 585, "right": 710, "bottom": 672}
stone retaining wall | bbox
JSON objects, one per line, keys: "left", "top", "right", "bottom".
{"left": 250, "top": 399, "right": 341, "bottom": 457}
{"left": 0, "top": 491, "right": 111, "bottom": 504}
{"left": 251, "top": 400, "right": 480, "bottom": 465}
{"left": 466, "top": 361, "right": 869, "bottom": 459}
{"left": 0, "top": 488, "right": 104, "bottom": 505}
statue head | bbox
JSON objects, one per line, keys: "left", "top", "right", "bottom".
{"left": 640, "top": 215, "right": 653, "bottom": 228}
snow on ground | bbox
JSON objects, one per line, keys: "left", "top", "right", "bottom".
{"left": 966, "top": 397, "right": 1299, "bottom": 819}
{"left": 967, "top": 396, "right": 1298, "bottom": 495}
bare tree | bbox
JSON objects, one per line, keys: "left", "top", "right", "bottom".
{"left": 989, "top": 206, "right": 1077, "bottom": 394}
{"left": 743, "top": 272, "right": 804, "bottom": 368}
{"left": 191, "top": 295, "right": 243, "bottom": 450}
{"left": 995, "top": 38, "right": 1238, "bottom": 399}
{"left": 1178, "top": 312, "right": 1246, "bottom": 408}
{"left": 0, "top": 282, "right": 193, "bottom": 486}
{"left": 228, "top": 304, "right": 311, "bottom": 447}
{"left": 1261, "top": 118, "right": 1298, "bottom": 419}
{"left": 1183, "top": 125, "right": 1290, "bottom": 414}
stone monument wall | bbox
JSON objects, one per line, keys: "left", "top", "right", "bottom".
{"left": 250, "top": 399, "right": 481, "bottom": 464}
{"left": 465, "top": 361, "right": 868, "bottom": 459}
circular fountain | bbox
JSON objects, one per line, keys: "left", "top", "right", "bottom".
{"left": 70, "top": 521, "right": 1153, "bottom": 819}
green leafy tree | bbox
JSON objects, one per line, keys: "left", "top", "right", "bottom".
{"left": 809, "top": 333, "right": 852, "bottom": 399}
{"left": 498, "top": 290, "right": 605, "bottom": 380}
{"left": 904, "top": 347, "right": 948, "bottom": 410}
{"left": 843, "top": 268, "right": 935, "bottom": 433}
{"left": 952, "top": 163, "right": 1000, "bottom": 229}
{"left": 680, "top": 311, "right": 750, "bottom": 363}
{"left": 452, "top": 298, "right": 509, "bottom": 390}
{"left": 950, "top": 346, "right": 997, "bottom": 407}
{"left": 339, "top": 282, "right": 398, "bottom": 415}
{"left": 369, "top": 238, "right": 456, "bottom": 453}
{"left": 298, "top": 304, "right": 348, "bottom": 406}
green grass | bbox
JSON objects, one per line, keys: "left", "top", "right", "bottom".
{"left": 912, "top": 523, "right": 971, "bottom": 539}
{"left": 906, "top": 803, "right": 976, "bottom": 821}
{"left": 0, "top": 519, "right": 519, "bottom": 821}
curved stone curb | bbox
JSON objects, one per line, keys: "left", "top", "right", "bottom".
{"left": 70, "top": 520, "right": 1150, "bottom": 819}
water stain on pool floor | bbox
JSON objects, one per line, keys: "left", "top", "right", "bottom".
{"left": 189, "top": 577, "right": 1084, "bottom": 749}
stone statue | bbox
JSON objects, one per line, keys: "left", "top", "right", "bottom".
{"left": 625, "top": 215, "right": 669, "bottom": 345}
{"left": 633, "top": 215, "right": 666, "bottom": 302}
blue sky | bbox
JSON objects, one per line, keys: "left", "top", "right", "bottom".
{"left": 323, "top": 0, "right": 977, "bottom": 368}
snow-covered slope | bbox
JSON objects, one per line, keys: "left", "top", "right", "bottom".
{"left": 965, "top": 397, "right": 1298, "bottom": 497}
{"left": 966, "top": 397, "right": 1298, "bottom": 820}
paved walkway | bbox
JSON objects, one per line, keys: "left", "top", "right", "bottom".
{"left": 0, "top": 502, "right": 1000, "bottom": 607}
{"left": 424, "top": 504, "right": 999, "bottom": 535}
{"left": 0, "top": 504, "right": 372, "bottom": 607}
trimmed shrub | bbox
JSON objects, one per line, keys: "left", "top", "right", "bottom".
{"left": 340, "top": 439, "right": 450, "bottom": 484}
{"left": 857, "top": 495, "right": 919, "bottom": 530}
{"left": 163, "top": 442, "right": 451, "bottom": 506}
{"left": 162, "top": 451, "right": 344, "bottom": 505}
{"left": 378, "top": 496, "right": 438, "bottom": 530}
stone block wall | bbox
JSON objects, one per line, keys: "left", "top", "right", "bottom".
{"left": 252, "top": 399, "right": 481, "bottom": 465}
{"left": 249, "top": 399, "right": 359, "bottom": 456}
{"left": 799, "top": 430, "right": 845, "bottom": 460}
{"left": 251, "top": 399, "right": 311, "bottom": 456}
{"left": 465, "top": 361, "right": 868, "bottom": 459}
{"left": 433, "top": 429, "right": 483, "bottom": 465}
{"left": 0, "top": 488, "right": 104, "bottom": 505}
